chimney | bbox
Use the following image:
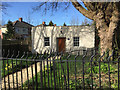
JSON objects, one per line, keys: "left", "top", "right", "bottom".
{"left": 42, "top": 21, "right": 46, "bottom": 25}
{"left": 54, "top": 24, "right": 56, "bottom": 26}
{"left": 19, "top": 17, "right": 23, "bottom": 22}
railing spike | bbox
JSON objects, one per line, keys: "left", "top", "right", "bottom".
{"left": 75, "top": 51, "right": 79, "bottom": 59}
{"left": 90, "top": 50, "right": 96, "bottom": 61}
{"left": 82, "top": 49, "right": 87, "bottom": 59}
{"left": 108, "top": 50, "right": 114, "bottom": 61}
{"left": 26, "top": 52, "right": 29, "bottom": 59}
{"left": 7, "top": 50, "right": 10, "bottom": 58}
{"left": 2, "top": 49, "right": 5, "bottom": 57}
{"left": 16, "top": 51, "right": 20, "bottom": 58}
{"left": 11, "top": 50, "right": 15, "bottom": 58}
{"left": 67, "top": 53, "right": 71, "bottom": 59}
{"left": 21, "top": 52, "right": 26, "bottom": 58}
{"left": 35, "top": 52, "right": 38, "bottom": 59}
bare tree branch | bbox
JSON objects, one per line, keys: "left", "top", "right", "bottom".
{"left": 32, "top": 2, "right": 71, "bottom": 16}
{"left": 71, "top": 0, "right": 94, "bottom": 20}
{"left": 0, "top": 3, "right": 10, "bottom": 14}
{"left": 32, "top": 2, "right": 47, "bottom": 11}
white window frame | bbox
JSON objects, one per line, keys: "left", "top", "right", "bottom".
{"left": 73, "top": 37, "right": 79, "bottom": 46}
{"left": 44, "top": 37, "right": 50, "bottom": 46}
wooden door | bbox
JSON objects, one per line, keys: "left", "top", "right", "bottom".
{"left": 57, "top": 38, "right": 66, "bottom": 52}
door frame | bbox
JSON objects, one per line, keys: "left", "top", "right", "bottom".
{"left": 56, "top": 37, "right": 66, "bottom": 53}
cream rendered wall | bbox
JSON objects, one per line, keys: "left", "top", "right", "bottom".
{"left": 32, "top": 25, "right": 95, "bottom": 54}
{"left": 1, "top": 27, "right": 7, "bottom": 33}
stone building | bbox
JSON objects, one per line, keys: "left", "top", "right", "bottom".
{"left": 32, "top": 23, "right": 95, "bottom": 54}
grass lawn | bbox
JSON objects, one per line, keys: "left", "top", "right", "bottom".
{"left": 22, "top": 54, "right": 120, "bottom": 89}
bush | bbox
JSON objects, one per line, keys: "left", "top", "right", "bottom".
{"left": 86, "top": 63, "right": 116, "bottom": 74}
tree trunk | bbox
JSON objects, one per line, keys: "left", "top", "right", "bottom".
{"left": 98, "top": 29, "right": 113, "bottom": 55}
{"left": 72, "top": 1, "right": 120, "bottom": 57}
{"left": 95, "top": 8, "right": 119, "bottom": 56}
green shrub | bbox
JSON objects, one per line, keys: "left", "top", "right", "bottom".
{"left": 86, "top": 63, "right": 116, "bottom": 74}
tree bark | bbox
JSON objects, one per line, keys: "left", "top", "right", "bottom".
{"left": 95, "top": 6, "right": 119, "bottom": 56}
{"left": 71, "top": 1, "right": 94, "bottom": 20}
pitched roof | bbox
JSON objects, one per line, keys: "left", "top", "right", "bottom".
{"left": 13, "top": 20, "right": 34, "bottom": 27}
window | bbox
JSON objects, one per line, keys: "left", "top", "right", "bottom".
{"left": 44, "top": 37, "right": 50, "bottom": 46}
{"left": 73, "top": 37, "right": 79, "bottom": 46}
{"left": 23, "top": 28, "right": 27, "bottom": 32}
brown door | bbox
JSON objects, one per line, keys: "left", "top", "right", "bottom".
{"left": 57, "top": 38, "right": 66, "bottom": 52}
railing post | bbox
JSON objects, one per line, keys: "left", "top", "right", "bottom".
{"left": 43, "top": 51, "right": 46, "bottom": 88}
{"left": 2, "top": 49, "right": 6, "bottom": 90}
{"left": 82, "top": 50, "right": 87, "bottom": 89}
{"left": 2, "top": 49, "right": 6, "bottom": 89}
{"left": 35, "top": 53, "right": 38, "bottom": 90}
{"left": 57, "top": 53, "right": 61, "bottom": 87}
{"left": 108, "top": 51, "right": 113, "bottom": 89}
{"left": 6, "top": 50, "right": 10, "bottom": 90}
{"left": 67, "top": 53, "right": 71, "bottom": 89}
{"left": 60, "top": 51, "right": 67, "bottom": 89}
{"left": 26, "top": 52, "right": 29, "bottom": 89}
{"left": 53, "top": 53, "right": 56, "bottom": 89}
{"left": 118, "top": 56, "right": 120, "bottom": 90}
{"left": 20, "top": 52, "right": 25, "bottom": 90}
{"left": 56, "top": 52, "right": 59, "bottom": 87}
{"left": 31, "top": 54, "right": 34, "bottom": 90}
{"left": 98, "top": 52, "right": 105, "bottom": 89}
{"left": 75, "top": 52, "right": 79, "bottom": 89}
{"left": 90, "top": 52, "right": 96, "bottom": 90}
{"left": 50, "top": 50, "right": 53, "bottom": 88}
{"left": 11, "top": 50, "right": 15, "bottom": 89}
{"left": 47, "top": 51, "right": 50, "bottom": 88}
{"left": 16, "top": 51, "right": 20, "bottom": 89}
{"left": 39, "top": 51, "right": 43, "bottom": 88}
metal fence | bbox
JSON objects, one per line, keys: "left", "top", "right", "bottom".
{"left": 1, "top": 49, "right": 120, "bottom": 89}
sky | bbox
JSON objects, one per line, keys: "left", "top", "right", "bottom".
{"left": 2, "top": 1, "right": 92, "bottom": 26}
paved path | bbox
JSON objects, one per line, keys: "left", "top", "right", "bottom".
{"left": 1, "top": 57, "right": 60, "bottom": 89}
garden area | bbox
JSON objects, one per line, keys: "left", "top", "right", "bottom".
{"left": 21, "top": 53, "right": 120, "bottom": 89}
{"left": 2, "top": 51, "right": 50, "bottom": 77}
{"left": 1, "top": 50, "right": 120, "bottom": 89}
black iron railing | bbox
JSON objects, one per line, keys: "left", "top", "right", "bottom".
{"left": 1, "top": 49, "right": 120, "bottom": 89}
